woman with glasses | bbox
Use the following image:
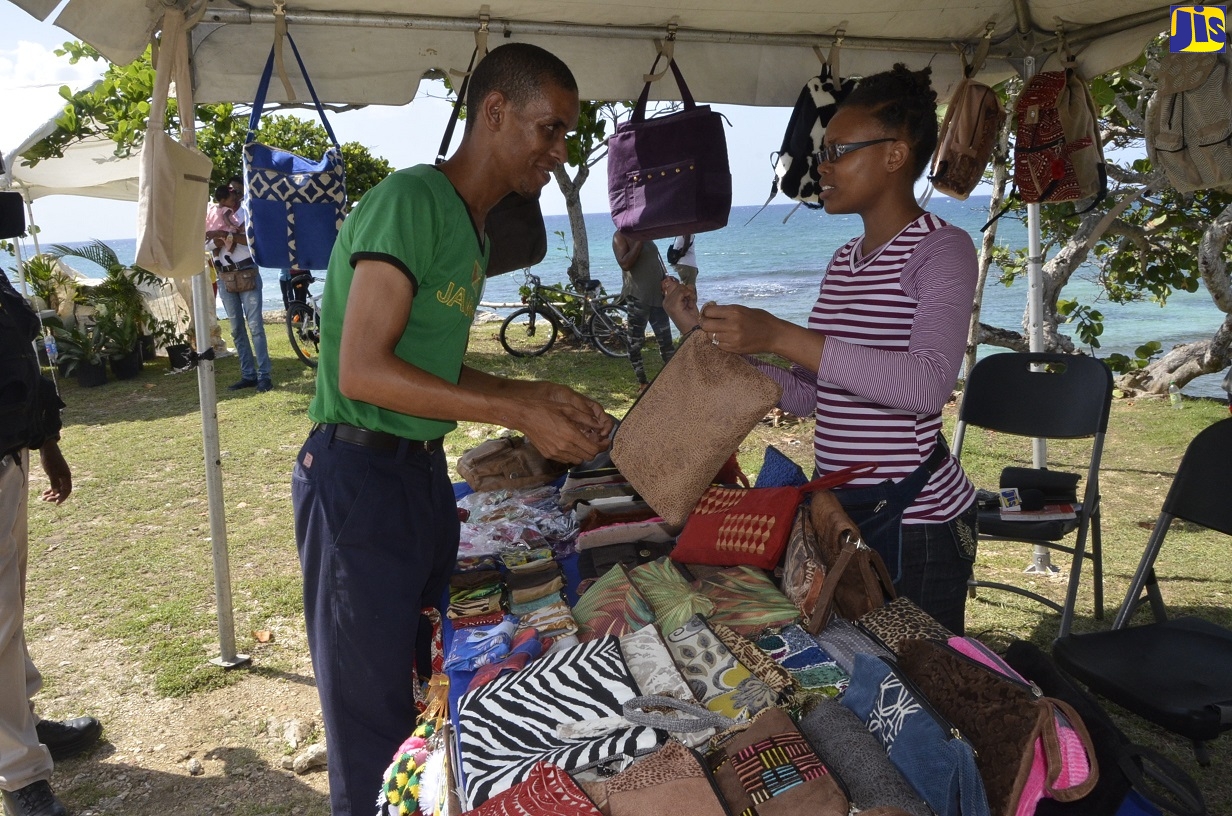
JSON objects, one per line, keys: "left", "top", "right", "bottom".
{"left": 664, "top": 64, "right": 978, "bottom": 633}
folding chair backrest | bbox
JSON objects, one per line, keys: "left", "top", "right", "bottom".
{"left": 1163, "top": 417, "right": 1232, "bottom": 537}
{"left": 959, "top": 352, "right": 1113, "bottom": 439}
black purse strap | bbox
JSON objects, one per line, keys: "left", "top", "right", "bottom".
{"left": 247, "top": 31, "right": 339, "bottom": 148}
{"left": 437, "top": 47, "right": 482, "bottom": 164}
{"left": 631, "top": 54, "right": 697, "bottom": 124}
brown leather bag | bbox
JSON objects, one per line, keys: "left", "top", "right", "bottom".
{"left": 611, "top": 329, "right": 781, "bottom": 527}
{"left": 456, "top": 435, "right": 568, "bottom": 493}
{"left": 805, "top": 490, "right": 897, "bottom": 632}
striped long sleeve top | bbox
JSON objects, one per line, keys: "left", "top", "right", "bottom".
{"left": 755, "top": 212, "right": 977, "bottom": 523}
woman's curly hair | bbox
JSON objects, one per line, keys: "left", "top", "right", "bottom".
{"left": 840, "top": 63, "right": 939, "bottom": 180}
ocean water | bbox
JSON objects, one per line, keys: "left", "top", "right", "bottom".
{"left": 53, "top": 196, "right": 1230, "bottom": 398}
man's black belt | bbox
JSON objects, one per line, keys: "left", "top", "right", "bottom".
{"left": 316, "top": 422, "right": 443, "bottom": 453}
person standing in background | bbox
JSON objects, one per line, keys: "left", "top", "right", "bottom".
{"left": 667, "top": 234, "right": 698, "bottom": 287}
{"left": 613, "top": 231, "right": 675, "bottom": 390}
{"left": 208, "top": 180, "right": 272, "bottom": 393}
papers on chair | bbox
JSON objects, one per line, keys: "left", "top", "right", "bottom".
{"left": 1000, "top": 503, "right": 1078, "bottom": 522}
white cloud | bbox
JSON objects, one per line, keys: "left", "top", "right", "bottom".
{"left": 0, "top": 39, "right": 104, "bottom": 155}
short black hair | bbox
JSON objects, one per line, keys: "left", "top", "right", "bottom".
{"left": 464, "top": 43, "right": 577, "bottom": 132}
{"left": 840, "top": 64, "right": 938, "bottom": 180}
{"left": 214, "top": 184, "right": 233, "bottom": 202}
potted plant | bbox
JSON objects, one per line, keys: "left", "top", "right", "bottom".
{"left": 99, "top": 311, "right": 143, "bottom": 379}
{"left": 53, "top": 321, "right": 108, "bottom": 387}
{"left": 148, "top": 316, "right": 193, "bottom": 370}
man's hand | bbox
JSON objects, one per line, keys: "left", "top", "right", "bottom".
{"left": 516, "top": 383, "right": 612, "bottom": 464}
{"left": 38, "top": 441, "right": 72, "bottom": 504}
{"left": 661, "top": 276, "right": 700, "bottom": 333}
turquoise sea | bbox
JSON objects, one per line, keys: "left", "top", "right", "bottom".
{"left": 53, "top": 197, "right": 1230, "bottom": 399}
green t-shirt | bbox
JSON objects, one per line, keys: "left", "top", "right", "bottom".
{"left": 309, "top": 165, "right": 487, "bottom": 440}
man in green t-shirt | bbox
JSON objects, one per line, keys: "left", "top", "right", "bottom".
{"left": 292, "top": 43, "right": 611, "bottom": 816}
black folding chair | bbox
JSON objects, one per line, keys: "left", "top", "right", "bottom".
{"left": 952, "top": 352, "right": 1113, "bottom": 637}
{"left": 1053, "top": 417, "right": 1232, "bottom": 765}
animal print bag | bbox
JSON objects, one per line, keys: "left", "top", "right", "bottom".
{"left": 771, "top": 46, "right": 856, "bottom": 206}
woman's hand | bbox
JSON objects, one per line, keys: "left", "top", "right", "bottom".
{"left": 698, "top": 303, "right": 784, "bottom": 356}
{"left": 661, "top": 276, "right": 701, "bottom": 333}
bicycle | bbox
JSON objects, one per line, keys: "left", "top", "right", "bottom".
{"left": 283, "top": 270, "right": 322, "bottom": 368}
{"left": 499, "top": 273, "right": 630, "bottom": 358}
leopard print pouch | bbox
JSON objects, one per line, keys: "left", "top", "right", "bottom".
{"left": 606, "top": 741, "right": 728, "bottom": 816}
{"left": 856, "top": 596, "right": 955, "bottom": 654}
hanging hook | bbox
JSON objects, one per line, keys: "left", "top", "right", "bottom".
{"left": 271, "top": 0, "right": 296, "bottom": 102}
{"left": 643, "top": 18, "right": 680, "bottom": 82}
{"left": 450, "top": 7, "right": 491, "bottom": 81}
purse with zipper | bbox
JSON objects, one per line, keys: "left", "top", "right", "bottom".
{"left": 841, "top": 652, "right": 992, "bottom": 816}
{"left": 898, "top": 637, "right": 1098, "bottom": 816}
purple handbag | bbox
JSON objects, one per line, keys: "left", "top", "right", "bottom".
{"left": 607, "top": 56, "right": 732, "bottom": 240}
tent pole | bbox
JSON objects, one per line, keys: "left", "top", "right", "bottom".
{"left": 191, "top": 268, "right": 250, "bottom": 670}
{"left": 23, "top": 197, "right": 41, "bottom": 257}
{"left": 1022, "top": 54, "right": 1056, "bottom": 577}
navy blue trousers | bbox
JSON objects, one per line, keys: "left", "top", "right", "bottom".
{"left": 896, "top": 501, "right": 978, "bottom": 635}
{"left": 292, "top": 427, "right": 459, "bottom": 816}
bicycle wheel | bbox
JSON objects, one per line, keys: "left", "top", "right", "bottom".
{"left": 286, "top": 302, "right": 320, "bottom": 368}
{"left": 588, "top": 304, "right": 631, "bottom": 358}
{"left": 500, "top": 307, "right": 559, "bottom": 357}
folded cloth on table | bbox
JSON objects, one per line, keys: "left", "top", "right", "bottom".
{"left": 756, "top": 623, "right": 849, "bottom": 701}
{"left": 456, "top": 555, "right": 502, "bottom": 573}
{"left": 575, "top": 519, "right": 675, "bottom": 551}
{"left": 500, "top": 547, "right": 556, "bottom": 568}
{"left": 510, "top": 576, "right": 565, "bottom": 604}
{"left": 468, "top": 651, "right": 533, "bottom": 693}
{"left": 443, "top": 615, "right": 519, "bottom": 672}
{"left": 448, "top": 594, "right": 503, "bottom": 619}
{"left": 510, "top": 593, "right": 565, "bottom": 618}
{"left": 559, "top": 482, "right": 638, "bottom": 511}
{"left": 453, "top": 611, "right": 507, "bottom": 629}
{"left": 576, "top": 497, "right": 658, "bottom": 532}
{"left": 450, "top": 569, "right": 504, "bottom": 591}
{"left": 516, "top": 600, "right": 577, "bottom": 640}
{"left": 693, "top": 566, "right": 799, "bottom": 636}
{"left": 505, "top": 562, "right": 562, "bottom": 590}
{"left": 580, "top": 540, "right": 675, "bottom": 579}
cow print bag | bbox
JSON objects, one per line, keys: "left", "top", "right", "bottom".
{"left": 771, "top": 53, "right": 856, "bottom": 207}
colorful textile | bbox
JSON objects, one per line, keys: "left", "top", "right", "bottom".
{"left": 511, "top": 592, "right": 566, "bottom": 618}
{"left": 510, "top": 575, "right": 565, "bottom": 605}
{"left": 501, "top": 547, "right": 556, "bottom": 568}
{"left": 442, "top": 615, "right": 518, "bottom": 672}
{"left": 694, "top": 566, "right": 799, "bottom": 636}
{"left": 663, "top": 615, "right": 777, "bottom": 718}
{"left": 619, "top": 625, "right": 712, "bottom": 747}
{"left": 627, "top": 557, "right": 715, "bottom": 635}
{"left": 730, "top": 731, "right": 828, "bottom": 801}
{"left": 572, "top": 563, "right": 655, "bottom": 641}
{"left": 517, "top": 600, "right": 578, "bottom": 640}
{"left": 452, "top": 611, "right": 506, "bottom": 629}
{"left": 757, "top": 624, "right": 849, "bottom": 698}
{"left": 466, "top": 762, "right": 606, "bottom": 816}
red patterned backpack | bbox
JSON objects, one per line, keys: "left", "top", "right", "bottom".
{"left": 1013, "top": 63, "right": 1107, "bottom": 208}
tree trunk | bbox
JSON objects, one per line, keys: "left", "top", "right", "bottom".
{"left": 964, "top": 115, "right": 1014, "bottom": 380}
{"left": 553, "top": 163, "right": 592, "bottom": 286}
{"left": 1116, "top": 200, "right": 1232, "bottom": 395}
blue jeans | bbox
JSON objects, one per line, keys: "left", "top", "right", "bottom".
{"left": 292, "top": 428, "right": 459, "bottom": 816}
{"left": 896, "top": 501, "right": 978, "bottom": 634}
{"left": 217, "top": 272, "right": 270, "bottom": 382}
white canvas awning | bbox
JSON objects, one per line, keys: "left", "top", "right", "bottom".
{"left": 2, "top": 122, "right": 140, "bottom": 203}
{"left": 14, "top": 1, "right": 1171, "bottom": 109}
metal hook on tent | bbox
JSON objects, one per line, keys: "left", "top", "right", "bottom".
{"left": 812, "top": 25, "right": 846, "bottom": 79}
{"left": 964, "top": 21, "right": 996, "bottom": 77}
{"left": 271, "top": 0, "right": 297, "bottom": 102}
{"left": 643, "top": 18, "right": 679, "bottom": 83}
{"left": 449, "top": 7, "right": 491, "bottom": 81}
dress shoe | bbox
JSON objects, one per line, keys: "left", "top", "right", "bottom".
{"left": 36, "top": 716, "right": 102, "bottom": 761}
{"left": 2, "top": 780, "right": 67, "bottom": 816}
{"left": 256, "top": 378, "right": 273, "bottom": 393}
{"left": 228, "top": 378, "right": 258, "bottom": 391}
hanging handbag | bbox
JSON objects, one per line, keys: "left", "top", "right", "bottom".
{"left": 135, "top": 8, "right": 214, "bottom": 282}
{"left": 841, "top": 653, "right": 992, "bottom": 816}
{"left": 437, "top": 45, "right": 547, "bottom": 276}
{"left": 671, "top": 464, "right": 873, "bottom": 571}
{"left": 928, "top": 45, "right": 1006, "bottom": 201}
{"left": 244, "top": 32, "right": 347, "bottom": 271}
{"left": 706, "top": 707, "right": 850, "bottom": 816}
{"left": 607, "top": 53, "right": 732, "bottom": 240}
{"left": 897, "top": 637, "right": 1098, "bottom": 816}
{"left": 611, "top": 329, "right": 782, "bottom": 528}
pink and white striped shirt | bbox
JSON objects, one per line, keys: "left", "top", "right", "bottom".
{"left": 756, "top": 212, "right": 977, "bottom": 523}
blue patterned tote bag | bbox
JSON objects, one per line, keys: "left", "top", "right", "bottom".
{"left": 243, "top": 33, "right": 346, "bottom": 270}
{"left": 841, "top": 652, "right": 992, "bottom": 816}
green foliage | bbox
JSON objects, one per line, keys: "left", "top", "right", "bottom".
{"left": 13, "top": 254, "right": 71, "bottom": 309}
{"left": 52, "top": 320, "right": 106, "bottom": 373}
{"left": 1057, "top": 299, "right": 1105, "bottom": 349}
{"left": 1106, "top": 340, "right": 1164, "bottom": 373}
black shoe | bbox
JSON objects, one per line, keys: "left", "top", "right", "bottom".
{"left": 256, "top": 378, "right": 273, "bottom": 393}
{"left": 228, "top": 378, "right": 258, "bottom": 391}
{"left": 36, "top": 716, "right": 102, "bottom": 761}
{"left": 3, "top": 780, "right": 67, "bottom": 816}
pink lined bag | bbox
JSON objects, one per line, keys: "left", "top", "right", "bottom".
{"left": 947, "top": 637, "right": 1098, "bottom": 816}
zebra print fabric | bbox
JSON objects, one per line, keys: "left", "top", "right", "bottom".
{"left": 458, "top": 636, "right": 662, "bottom": 808}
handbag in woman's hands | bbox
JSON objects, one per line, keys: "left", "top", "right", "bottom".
{"left": 611, "top": 329, "right": 781, "bottom": 527}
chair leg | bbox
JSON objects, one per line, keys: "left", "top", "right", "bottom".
{"left": 1192, "top": 739, "right": 1211, "bottom": 767}
{"left": 1092, "top": 508, "right": 1104, "bottom": 620}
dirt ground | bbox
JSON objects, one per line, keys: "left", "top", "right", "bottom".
{"left": 26, "top": 626, "right": 331, "bottom": 816}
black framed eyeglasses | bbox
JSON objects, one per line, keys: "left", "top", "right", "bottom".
{"left": 816, "top": 137, "right": 896, "bottom": 164}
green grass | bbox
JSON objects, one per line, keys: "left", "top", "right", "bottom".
{"left": 24, "top": 319, "right": 1232, "bottom": 807}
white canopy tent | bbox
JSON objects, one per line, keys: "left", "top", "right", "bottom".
{"left": 7, "top": 0, "right": 1175, "bottom": 659}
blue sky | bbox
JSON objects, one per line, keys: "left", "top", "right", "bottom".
{"left": 1, "top": 2, "right": 806, "bottom": 245}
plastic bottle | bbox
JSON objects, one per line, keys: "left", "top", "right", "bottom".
{"left": 43, "top": 332, "right": 58, "bottom": 366}
{"left": 1168, "top": 381, "right": 1183, "bottom": 409}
